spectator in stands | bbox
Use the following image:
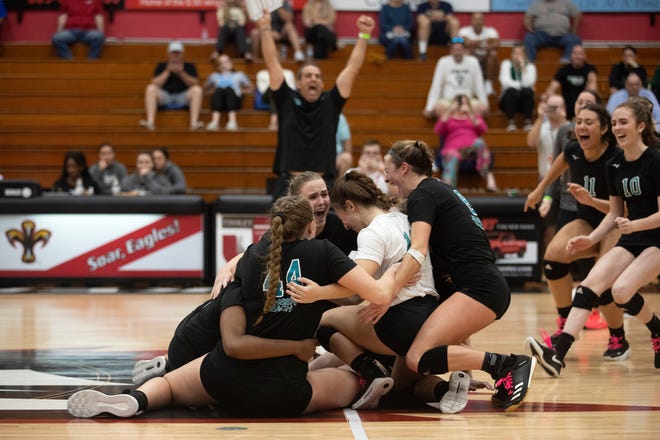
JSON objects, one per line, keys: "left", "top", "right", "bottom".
{"left": 335, "top": 113, "right": 353, "bottom": 177}
{"left": 151, "top": 147, "right": 187, "bottom": 195}
{"left": 424, "top": 37, "right": 489, "bottom": 119}
{"left": 204, "top": 54, "right": 253, "bottom": 131}
{"left": 210, "top": 0, "right": 252, "bottom": 63}
{"left": 434, "top": 94, "right": 498, "bottom": 192}
{"left": 258, "top": 8, "right": 374, "bottom": 200}
{"left": 88, "top": 142, "right": 127, "bottom": 195}
{"left": 121, "top": 152, "right": 172, "bottom": 196}
{"left": 523, "top": 0, "right": 582, "bottom": 63}
{"left": 499, "top": 44, "right": 537, "bottom": 132}
{"left": 526, "top": 94, "right": 567, "bottom": 252}
{"left": 140, "top": 41, "right": 203, "bottom": 132}
{"left": 51, "top": 0, "right": 105, "bottom": 59}
{"left": 542, "top": 44, "right": 597, "bottom": 119}
{"left": 458, "top": 12, "right": 500, "bottom": 97}
{"left": 415, "top": 0, "right": 458, "bottom": 62}
{"left": 379, "top": 0, "right": 413, "bottom": 60}
{"left": 608, "top": 45, "right": 647, "bottom": 96}
{"left": 53, "top": 151, "right": 99, "bottom": 195}
{"left": 302, "top": 0, "right": 337, "bottom": 60}
{"left": 255, "top": 67, "right": 296, "bottom": 130}
{"left": 250, "top": 1, "right": 305, "bottom": 62}
{"left": 607, "top": 73, "right": 660, "bottom": 133}
{"left": 346, "top": 140, "right": 390, "bottom": 194}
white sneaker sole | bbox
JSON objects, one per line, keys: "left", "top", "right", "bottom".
{"left": 439, "top": 371, "right": 470, "bottom": 414}
{"left": 67, "top": 390, "right": 138, "bottom": 418}
{"left": 351, "top": 377, "right": 394, "bottom": 410}
{"left": 132, "top": 355, "right": 167, "bottom": 384}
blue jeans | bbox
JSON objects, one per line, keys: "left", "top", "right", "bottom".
{"left": 523, "top": 31, "right": 581, "bottom": 62}
{"left": 379, "top": 36, "right": 413, "bottom": 60}
{"left": 52, "top": 29, "right": 105, "bottom": 59}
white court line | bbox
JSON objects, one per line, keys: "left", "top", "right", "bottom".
{"left": 343, "top": 408, "right": 368, "bottom": 440}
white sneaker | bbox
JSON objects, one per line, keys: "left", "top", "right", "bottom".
{"left": 225, "top": 120, "right": 238, "bottom": 131}
{"left": 506, "top": 122, "right": 517, "bottom": 132}
{"left": 294, "top": 50, "right": 305, "bottom": 62}
{"left": 438, "top": 371, "right": 470, "bottom": 414}
{"left": 132, "top": 355, "right": 167, "bottom": 385}
{"left": 67, "top": 390, "right": 139, "bottom": 418}
{"left": 351, "top": 377, "right": 394, "bottom": 410}
{"left": 206, "top": 121, "right": 219, "bottom": 131}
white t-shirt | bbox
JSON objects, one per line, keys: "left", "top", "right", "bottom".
{"left": 537, "top": 119, "right": 559, "bottom": 179}
{"left": 349, "top": 211, "right": 438, "bottom": 306}
{"left": 457, "top": 26, "right": 499, "bottom": 57}
{"left": 425, "top": 54, "right": 488, "bottom": 112}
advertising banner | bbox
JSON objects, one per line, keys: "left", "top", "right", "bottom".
{"left": 124, "top": 0, "right": 221, "bottom": 10}
{"left": 215, "top": 213, "right": 270, "bottom": 267}
{"left": 0, "top": 214, "right": 204, "bottom": 278}
{"left": 481, "top": 215, "right": 540, "bottom": 283}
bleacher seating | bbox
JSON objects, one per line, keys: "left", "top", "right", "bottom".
{"left": 0, "top": 42, "right": 658, "bottom": 202}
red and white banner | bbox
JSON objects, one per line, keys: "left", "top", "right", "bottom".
{"left": 124, "top": 0, "right": 222, "bottom": 10}
{"left": 0, "top": 214, "right": 204, "bottom": 278}
{"left": 215, "top": 213, "right": 269, "bottom": 267}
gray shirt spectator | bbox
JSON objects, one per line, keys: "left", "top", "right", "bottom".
{"left": 152, "top": 147, "right": 187, "bottom": 194}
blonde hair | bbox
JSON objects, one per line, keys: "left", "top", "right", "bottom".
{"left": 255, "top": 195, "right": 313, "bottom": 325}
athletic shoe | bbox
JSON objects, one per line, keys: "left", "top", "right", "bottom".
{"left": 139, "top": 119, "right": 155, "bottom": 131}
{"left": 438, "top": 371, "right": 470, "bottom": 414}
{"left": 132, "top": 355, "right": 167, "bottom": 385}
{"left": 652, "top": 336, "right": 660, "bottom": 368}
{"left": 525, "top": 337, "right": 563, "bottom": 377}
{"left": 603, "top": 336, "right": 631, "bottom": 361}
{"left": 351, "top": 376, "right": 394, "bottom": 410}
{"left": 505, "top": 122, "right": 517, "bottom": 132}
{"left": 493, "top": 355, "right": 536, "bottom": 412}
{"left": 585, "top": 309, "right": 608, "bottom": 330}
{"left": 490, "top": 385, "right": 506, "bottom": 409}
{"left": 67, "top": 390, "right": 139, "bottom": 418}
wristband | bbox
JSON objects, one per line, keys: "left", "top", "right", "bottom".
{"left": 406, "top": 248, "right": 425, "bottom": 266}
{"left": 543, "top": 195, "right": 553, "bottom": 203}
{"left": 358, "top": 32, "right": 370, "bottom": 40}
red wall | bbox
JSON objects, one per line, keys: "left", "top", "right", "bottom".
{"left": 0, "top": 10, "right": 658, "bottom": 43}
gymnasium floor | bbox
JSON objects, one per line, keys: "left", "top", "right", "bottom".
{"left": 0, "top": 289, "right": 658, "bottom": 439}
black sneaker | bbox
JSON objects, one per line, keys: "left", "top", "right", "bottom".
{"left": 493, "top": 355, "right": 536, "bottom": 412}
{"left": 525, "top": 337, "right": 563, "bottom": 377}
{"left": 351, "top": 357, "right": 394, "bottom": 410}
{"left": 490, "top": 385, "right": 506, "bottom": 409}
{"left": 351, "top": 376, "right": 394, "bottom": 410}
{"left": 652, "top": 336, "right": 660, "bottom": 369}
{"left": 67, "top": 390, "right": 139, "bottom": 418}
{"left": 602, "top": 336, "right": 631, "bottom": 361}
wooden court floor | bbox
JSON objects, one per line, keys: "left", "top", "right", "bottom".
{"left": 0, "top": 289, "right": 658, "bottom": 439}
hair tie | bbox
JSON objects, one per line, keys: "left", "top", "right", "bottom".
{"left": 273, "top": 212, "right": 286, "bottom": 223}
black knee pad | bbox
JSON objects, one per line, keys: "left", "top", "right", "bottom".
{"left": 544, "top": 260, "right": 571, "bottom": 280}
{"left": 599, "top": 289, "right": 614, "bottom": 306}
{"left": 315, "top": 326, "right": 338, "bottom": 352}
{"left": 572, "top": 285, "right": 598, "bottom": 310}
{"left": 616, "top": 293, "right": 645, "bottom": 316}
{"left": 417, "top": 345, "right": 448, "bottom": 375}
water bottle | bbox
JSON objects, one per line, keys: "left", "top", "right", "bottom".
{"left": 72, "top": 178, "right": 84, "bottom": 196}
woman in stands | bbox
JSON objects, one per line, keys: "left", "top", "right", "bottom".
{"left": 434, "top": 94, "right": 498, "bottom": 191}
{"left": 52, "top": 151, "right": 99, "bottom": 196}
{"left": 526, "top": 97, "right": 660, "bottom": 375}
{"left": 67, "top": 195, "right": 398, "bottom": 419}
{"left": 524, "top": 103, "right": 627, "bottom": 363}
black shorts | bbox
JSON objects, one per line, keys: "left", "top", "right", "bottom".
{"left": 429, "top": 22, "right": 450, "bottom": 45}
{"left": 167, "top": 298, "right": 221, "bottom": 370}
{"left": 576, "top": 213, "right": 603, "bottom": 230}
{"left": 615, "top": 243, "right": 659, "bottom": 258}
{"left": 200, "top": 348, "right": 312, "bottom": 417}
{"left": 451, "top": 262, "right": 511, "bottom": 319}
{"left": 374, "top": 295, "right": 439, "bottom": 356}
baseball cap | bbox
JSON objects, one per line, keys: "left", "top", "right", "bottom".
{"left": 168, "top": 41, "right": 184, "bottom": 53}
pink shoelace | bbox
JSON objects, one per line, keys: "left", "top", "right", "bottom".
{"left": 495, "top": 372, "right": 513, "bottom": 396}
{"left": 652, "top": 336, "right": 660, "bottom": 353}
{"left": 607, "top": 336, "right": 624, "bottom": 350}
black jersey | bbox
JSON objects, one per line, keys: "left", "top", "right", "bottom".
{"left": 563, "top": 141, "right": 619, "bottom": 224}
{"left": 406, "top": 178, "right": 495, "bottom": 275}
{"left": 318, "top": 211, "right": 358, "bottom": 255}
{"left": 220, "top": 234, "right": 356, "bottom": 341}
{"left": 607, "top": 147, "right": 660, "bottom": 246}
